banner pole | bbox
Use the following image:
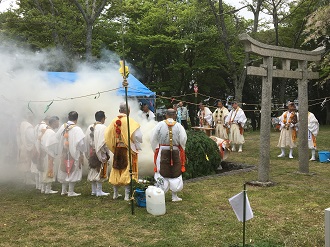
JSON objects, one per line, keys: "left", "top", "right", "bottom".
{"left": 243, "top": 183, "right": 246, "bottom": 247}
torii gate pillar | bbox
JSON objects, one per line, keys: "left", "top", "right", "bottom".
{"left": 239, "top": 34, "right": 324, "bottom": 182}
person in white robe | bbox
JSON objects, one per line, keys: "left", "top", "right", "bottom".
{"left": 17, "top": 114, "right": 35, "bottom": 184}
{"left": 140, "top": 104, "right": 155, "bottom": 121}
{"left": 55, "top": 111, "right": 86, "bottom": 197}
{"left": 212, "top": 100, "right": 229, "bottom": 139}
{"left": 277, "top": 102, "right": 299, "bottom": 159}
{"left": 105, "top": 103, "right": 143, "bottom": 201}
{"left": 308, "top": 111, "right": 319, "bottom": 161}
{"left": 32, "top": 117, "right": 49, "bottom": 192}
{"left": 197, "top": 103, "right": 213, "bottom": 127}
{"left": 85, "top": 111, "right": 110, "bottom": 197}
{"left": 225, "top": 102, "right": 247, "bottom": 152}
{"left": 151, "top": 109, "right": 187, "bottom": 202}
{"left": 40, "top": 116, "right": 60, "bottom": 194}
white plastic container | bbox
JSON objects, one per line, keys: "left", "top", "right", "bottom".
{"left": 146, "top": 186, "right": 166, "bottom": 216}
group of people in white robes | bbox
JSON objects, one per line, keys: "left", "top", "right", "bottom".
{"left": 16, "top": 104, "right": 187, "bottom": 202}
{"left": 18, "top": 115, "right": 60, "bottom": 194}
{"left": 198, "top": 101, "right": 247, "bottom": 152}
{"left": 17, "top": 111, "right": 87, "bottom": 197}
{"left": 197, "top": 99, "right": 320, "bottom": 160}
{"left": 15, "top": 98, "right": 321, "bottom": 204}
{"left": 277, "top": 102, "right": 319, "bottom": 161}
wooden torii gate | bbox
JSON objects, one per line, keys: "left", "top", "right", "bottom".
{"left": 239, "top": 33, "right": 325, "bottom": 183}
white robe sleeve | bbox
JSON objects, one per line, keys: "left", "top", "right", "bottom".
{"left": 308, "top": 113, "right": 319, "bottom": 136}
{"left": 132, "top": 127, "right": 143, "bottom": 151}
{"left": 223, "top": 108, "right": 229, "bottom": 118}
{"left": 237, "top": 109, "right": 247, "bottom": 127}
{"left": 150, "top": 123, "right": 162, "bottom": 151}
{"left": 204, "top": 107, "right": 213, "bottom": 125}
{"left": 278, "top": 112, "right": 285, "bottom": 130}
{"left": 77, "top": 139, "right": 86, "bottom": 153}
{"left": 25, "top": 126, "right": 35, "bottom": 146}
{"left": 84, "top": 125, "right": 93, "bottom": 159}
{"left": 225, "top": 111, "right": 231, "bottom": 124}
{"left": 148, "top": 111, "right": 156, "bottom": 120}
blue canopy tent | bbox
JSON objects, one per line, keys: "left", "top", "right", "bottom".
{"left": 46, "top": 72, "right": 156, "bottom": 111}
{"left": 47, "top": 71, "right": 77, "bottom": 84}
{"left": 117, "top": 74, "right": 156, "bottom": 112}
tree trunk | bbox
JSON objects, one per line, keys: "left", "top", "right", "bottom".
{"left": 326, "top": 100, "right": 330, "bottom": 125}
{"left": 252, "top": 0, "right": 263, "bottom": 33}
{"left": 34, "top": 0, "right": 60, "bottom": 48}
{"left": 72, "top": 0, "right": 108, "bottom": 62}
{"left": 48, "top": 0, "right": 60, "bottom": 48}
{"left": 208, "top": 0, "right": 241, "bottom": 102}
{"left": 234, "top": 77, "right": 243, "bottom": 105}
{"left": 86, "top": 22, "right": 93, "bottom": 62}
{"left": 278, "top": 78, "right": 286, "bottom": 103}
{"left": 208, "top": 0, "right": 262, "bottom": 104}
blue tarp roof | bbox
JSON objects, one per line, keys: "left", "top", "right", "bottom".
{"left": 47, "top": 72, "right": 77, "bottom": 84}
{"left": 46, "top": 72, "right": 155, "bottom": 98}
{"left": 116, "top": 74, "right": 155, "bottom": 98}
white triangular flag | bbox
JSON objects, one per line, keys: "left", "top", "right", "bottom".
{"left": 229, "top": 192, "right": 254, "bottom": 222}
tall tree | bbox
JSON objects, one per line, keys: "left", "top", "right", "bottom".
{"left": 303, "top": 2, "right": 330, "bottom": 123}
{"left": 208, "top": 0, "right": 258, "bottom": 104}
{"left": 1, "top": 0, "right": 86, "bottom": 70}
{"left": 124, "top": 0, "right": 230, "bottom": 99}
{"left": 72, "top": 0, "right": 108, "bottom": 62}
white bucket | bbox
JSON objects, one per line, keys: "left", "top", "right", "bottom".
{"left": 146, "top": 186, "right": 166, "bottom": 216}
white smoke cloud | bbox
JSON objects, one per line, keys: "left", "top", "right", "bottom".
{"left": 0, "top": 39, "right": 156, "bottom": 182}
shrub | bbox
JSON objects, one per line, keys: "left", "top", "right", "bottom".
{"left": 184, "top": 130, "right": 221, "bottom": 179}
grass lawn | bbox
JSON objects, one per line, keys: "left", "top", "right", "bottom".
{"left": 0, "top": 126, "right": 329, "bottom": 247}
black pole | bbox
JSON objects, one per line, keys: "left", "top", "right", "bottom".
{"left": 120, "top": 0, "right": 134, "bottom": 215}
{"left": 124, "top": 79, "right": 134, "bottom": 215}
{"left": 243, "top": 183, "right": 246, "bottom": 247}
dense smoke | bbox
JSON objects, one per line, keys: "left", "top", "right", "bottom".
{"left": 0, "top": 40, "right": 156, "bottom": 182}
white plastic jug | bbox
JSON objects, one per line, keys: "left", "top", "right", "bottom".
{"left": 146, "top": 186, "right": 166, "bottom": 216}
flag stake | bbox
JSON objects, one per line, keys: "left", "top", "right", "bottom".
{"left": 243, "top": 183, "right": 246, "bottom": 247}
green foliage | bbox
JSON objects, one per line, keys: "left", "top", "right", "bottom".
{"left": 303, "top": 3, "right": 330, "bottom": 83}
{"left": 184, "top": 130, "right": 221, "bottom": 179}
{"left": 0, "top": 0, "right": 328, "bottom": 122}
{"left": 132, "top": 176, "right": 155, "bottom": 190}
{"left": 123, "top": 0, "right": 233, "bottom": 101}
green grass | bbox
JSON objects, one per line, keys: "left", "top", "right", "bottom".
{"left": 0, "top": 126, "right": 329, "bottom": 247}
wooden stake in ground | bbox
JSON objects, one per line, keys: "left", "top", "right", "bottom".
{"left": 239, "top": 34, "right": 324, "bottom": 182}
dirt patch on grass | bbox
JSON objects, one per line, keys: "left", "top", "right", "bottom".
{"left": 184, "top": 161, "right": 256, "bottom": 183}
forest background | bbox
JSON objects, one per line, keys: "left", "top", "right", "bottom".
{"left": 0, "top": 0, "right": 329, "bottom": 125}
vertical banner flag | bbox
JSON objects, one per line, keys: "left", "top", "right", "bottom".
{"left": 229, "top": 192, "right": 254, "bottom": 222}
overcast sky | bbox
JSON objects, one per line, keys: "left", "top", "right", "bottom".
{"left": 0, "top": 0, "right": 15, "bottom": 12}
{"left": 227, "top": 0, "right": 255, "bottom": 19}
